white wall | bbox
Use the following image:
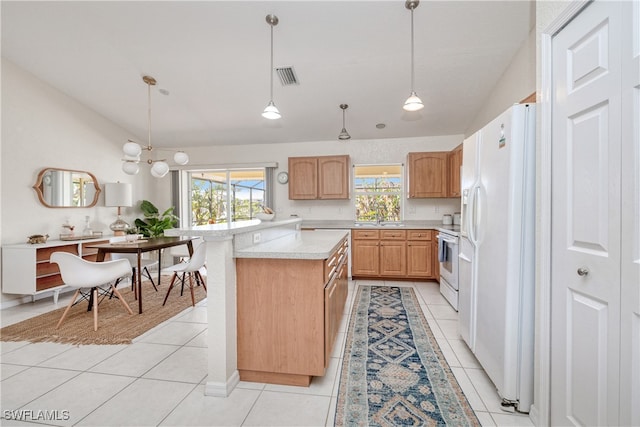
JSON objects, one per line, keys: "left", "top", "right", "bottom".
{"left": 154, "top": 135, "right": 464, "bottom": 224}
{"left": 465, "top": 27, "right": 537, "bottom": 136}
{"left": 0, "top": 60, "right": 150, "bottom": 304}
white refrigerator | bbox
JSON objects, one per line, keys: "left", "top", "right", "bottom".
{"left": 459, "top": 103, "right": 535, "bottom": 413}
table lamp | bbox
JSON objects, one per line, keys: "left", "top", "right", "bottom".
{"left": 105, "top": 182, "right": 133, "bottom": 235}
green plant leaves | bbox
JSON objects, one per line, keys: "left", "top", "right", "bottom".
{"left": 135, "top": 200, "right": 178, "bottom": 238}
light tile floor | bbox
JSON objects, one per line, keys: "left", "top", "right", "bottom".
{"left": 0, "top": 279, "right": 534, "bottom": 426}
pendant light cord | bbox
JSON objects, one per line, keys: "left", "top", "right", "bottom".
{"left": 147, "top": 80, "right": 152, "bottom": 151}
{"left": 410, "top": 7, "right": 415, "bottom": 92}
{"left": 269, "top": 24, "right": 274, "bottom": 102}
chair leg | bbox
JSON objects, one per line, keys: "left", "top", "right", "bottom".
{"left": 179, "top": 272, "right": 186, "bottom": 296}
{"left": 188, "top": 273, "right": 196, "bottom": 307}
{"left": 162, "top": 273, "right": 179, "bottom": 306}
{"left": 110, "top": 285, "right": 134, "bottom": 315}
{"left": 131, "top": 267, "right": 138, "bottom": 300}
{"left": 143, "top": 267, "right": 158, "bottom": 291}
{"left": 195, "top": 271, "right": 207, "bottom": 292}
{"left": 93, "top": 288, "right": 98, "bottom": 331}
{"left": 56, "top": 289, "right": 81, "bottom": 329}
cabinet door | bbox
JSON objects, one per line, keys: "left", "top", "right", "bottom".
{"left": 448, "top": 145, "right": 462, "bottom": 197}
{"left": 288, "top": 157, "right": 318, "bottom": 200}
{"left": 407, "top": 152, "right": 449, "bottom": 198}
{"left": 318, "top": 155, "right": 350, "bottom": 199}
{"left": 324, "top": 274, "right": 338, "bottom": 364}
{"left": 407, "top": 241, "right": 433, "bottom": 278}
{"left": 379, "top": 241, "right": 406, "bottom": 277}
{"left": 352, "top": 239, "right": 380, "bottom": 276}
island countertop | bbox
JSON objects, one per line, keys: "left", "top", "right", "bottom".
{"left": 234, "top": 230, "right": 348, "bottom": 260}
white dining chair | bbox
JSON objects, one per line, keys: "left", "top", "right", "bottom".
{"left": 51, "top": 252, "right": 133, "bottom": 331}
{"left": 162, "top": 242, "right": 207, "bottom": 307}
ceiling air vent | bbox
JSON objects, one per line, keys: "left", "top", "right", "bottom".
{"left": 276, "top": 66, "right": 299, "bottom": 86}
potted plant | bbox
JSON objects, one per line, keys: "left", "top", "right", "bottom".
{"left": 134, "top": 200, "right": 179, "bottom": 238}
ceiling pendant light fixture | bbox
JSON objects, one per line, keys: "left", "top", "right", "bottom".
{"left": 262, "top": 14, "right": 281, "bottom": 120}
{"left": 338, "top": 104, "right": 351, "bottom": 140}
{"left": 122, "top": 75, "right": 189, "bottom": 178}
{"left": 403, "top": 0, "right": 424, "bottom": 112}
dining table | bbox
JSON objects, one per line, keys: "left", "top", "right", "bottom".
{"left": 87, "top": 236, "right": 195, "bottom": 314}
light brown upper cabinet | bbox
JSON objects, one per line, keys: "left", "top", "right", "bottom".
{"left": 407, "top": 152, "right": 449, "bottom": 198}
{"left": 448, "top": 144, "right": 463, "bottom": 197}
{"left": 288, "top": 155, "right": 350, "bottom": 200}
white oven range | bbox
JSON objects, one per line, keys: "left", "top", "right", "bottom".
{"left": 437, "top": 227, "right": 460, "bottom": 311}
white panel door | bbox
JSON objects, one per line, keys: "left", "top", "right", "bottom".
{"left": 551, "top": 1, "right": 622, "bottom": 425}
{"left": 620, "top": 1, "right": 640, "bottom": 425}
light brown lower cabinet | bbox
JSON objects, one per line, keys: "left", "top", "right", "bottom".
{"left": 352, "top": 229, "right": 436, "bottom": 280}
{"left": 236, "top": 237, "right": 348, "bottom": 387}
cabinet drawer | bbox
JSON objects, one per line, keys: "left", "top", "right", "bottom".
{"left": 380, "top": 230, "right": 406, "bottom": 240}
{"left": 36, "top": 244, "right": 77, "bottom": 262}
{"left": 352, "top": 229, "right": 380, "bottom": 240}
{"left": 36, "top": 274, "right": 64, "bottom": 291}
{"left": 407, "top": 230, "right": 432, "bottom": 241}
{"left": 36, "top": 261, "right": 60, "bottom": 277}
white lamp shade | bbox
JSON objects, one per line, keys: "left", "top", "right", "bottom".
{"left": 150, "top": 161, "right": 169, "bottom": 178}
{"left": 262, "top": 101, "right": 281, "bottom": 120}
{"left": 104, "top": 182, "right": 133, "bottom": 207}
{"left": 123, "top": 141, "right": 142, "bottom": 157}
{"left": 174, "top": 151, "right": 189, "bottom": 165}
{"left": 403, "top": 92, "right": 425, "bottom": 111}
{"left": 122, "top": 161, "right": 140, "bottom": 175}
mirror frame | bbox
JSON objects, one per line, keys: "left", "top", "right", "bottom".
{"left": 32, "top": 167, "right": 102, "bottom": 208}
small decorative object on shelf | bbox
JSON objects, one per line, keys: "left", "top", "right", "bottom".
{"left": 82, "top": 216, "right": 93, "bottom": 237}
{"left": 27, "top": 234, "right": 49, "bottom": 244}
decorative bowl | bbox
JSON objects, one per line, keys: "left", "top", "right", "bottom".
{"left": 255, "top": 213, "right": 275, "bottom": 221}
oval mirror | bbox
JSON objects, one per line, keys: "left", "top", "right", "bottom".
{"left": 33, "top": 168, "right": 101, "bottom": 208}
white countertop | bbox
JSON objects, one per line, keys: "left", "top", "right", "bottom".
{"left": 301, "top": 220, "right": 452, "bottom": 230}
{"left": 234, "top": 230, "right": 348, "bottom": 260}
{"left": 165, "top": 218, "right": 302, "bottom": 238}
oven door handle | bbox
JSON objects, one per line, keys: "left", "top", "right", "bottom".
{"left": 440, "top": 237, "right": 458, "bottom": 245}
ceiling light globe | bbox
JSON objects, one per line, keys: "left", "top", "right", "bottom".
{"left": 150, "top": 161, "right": 170, "bottom": 178}
{"left": 122, "top": 161, "right": 140, "bottom": 175}
{"left": 262, "top": 101, "right": 281, "bottom": 120}
{"left": 123, "top": 141, "right": 142, "bottom": 157}
{"left": 403, "top": 92, "right": 424, "bottom": 111}
{"left": 173, "top": 151, "right": 189, "bottom": 165}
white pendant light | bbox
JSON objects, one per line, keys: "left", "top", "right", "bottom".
{"left": 338, "top": 104, "right": 351, "bottom": 140}
{"left": 262, "top": 14, "right": 281, "bottom": 120}
{"left": 150, "top": 161, "right": 170, "bottom": 178}
{"left": 173, "top": 151, "right": 189, "bottom": 165}
{"left": 121, "top": 75, "right": 190, "bottom": 177}
{"left": 403, "top": 0, "right": 424, "bottom": 112}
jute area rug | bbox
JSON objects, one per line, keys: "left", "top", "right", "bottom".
{"left": 335, "top": 286, "right": 480, "bottom": 426}
{"left": 0, "top": 275, "right": 206, "bottom": 346}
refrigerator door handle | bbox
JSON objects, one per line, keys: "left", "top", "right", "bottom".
{"left": 468, "top": 184, "right": 480, "bottom": 245}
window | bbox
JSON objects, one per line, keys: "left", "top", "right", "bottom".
{"left": 353, "top": 164, "right": 403, "bottom": 223}
{"left": 189, "top": 169, "right": 266, "bottom": 225}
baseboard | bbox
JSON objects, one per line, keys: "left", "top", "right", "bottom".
{"left": 0, "top": 288, "right": 75, "bottom": 310}
{"left": 529, "top": 404, "right": 540, "bottom": 426}
{"left": 204, "top": 370, "right": 240, "bottom": 397}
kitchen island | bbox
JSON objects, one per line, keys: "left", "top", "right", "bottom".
{"left": 165, "top": 220, "right": 349, "bottom": 394}
{"left": 235, "top": 230, "right": 349, "bottom": 386}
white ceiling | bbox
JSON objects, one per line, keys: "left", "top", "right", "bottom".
{"left": 1, "top": 1, "right": 534, "bottom": 148}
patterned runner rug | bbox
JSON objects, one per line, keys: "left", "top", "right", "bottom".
{"left": 335, "top": 286, "right": 480, "bottom": 426}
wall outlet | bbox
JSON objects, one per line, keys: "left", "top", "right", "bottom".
{"left": 434, "top": 205, "right": 440, "bottom": 213}
{"left": 252, "top": 232, "right": 261, "bottom": 244}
